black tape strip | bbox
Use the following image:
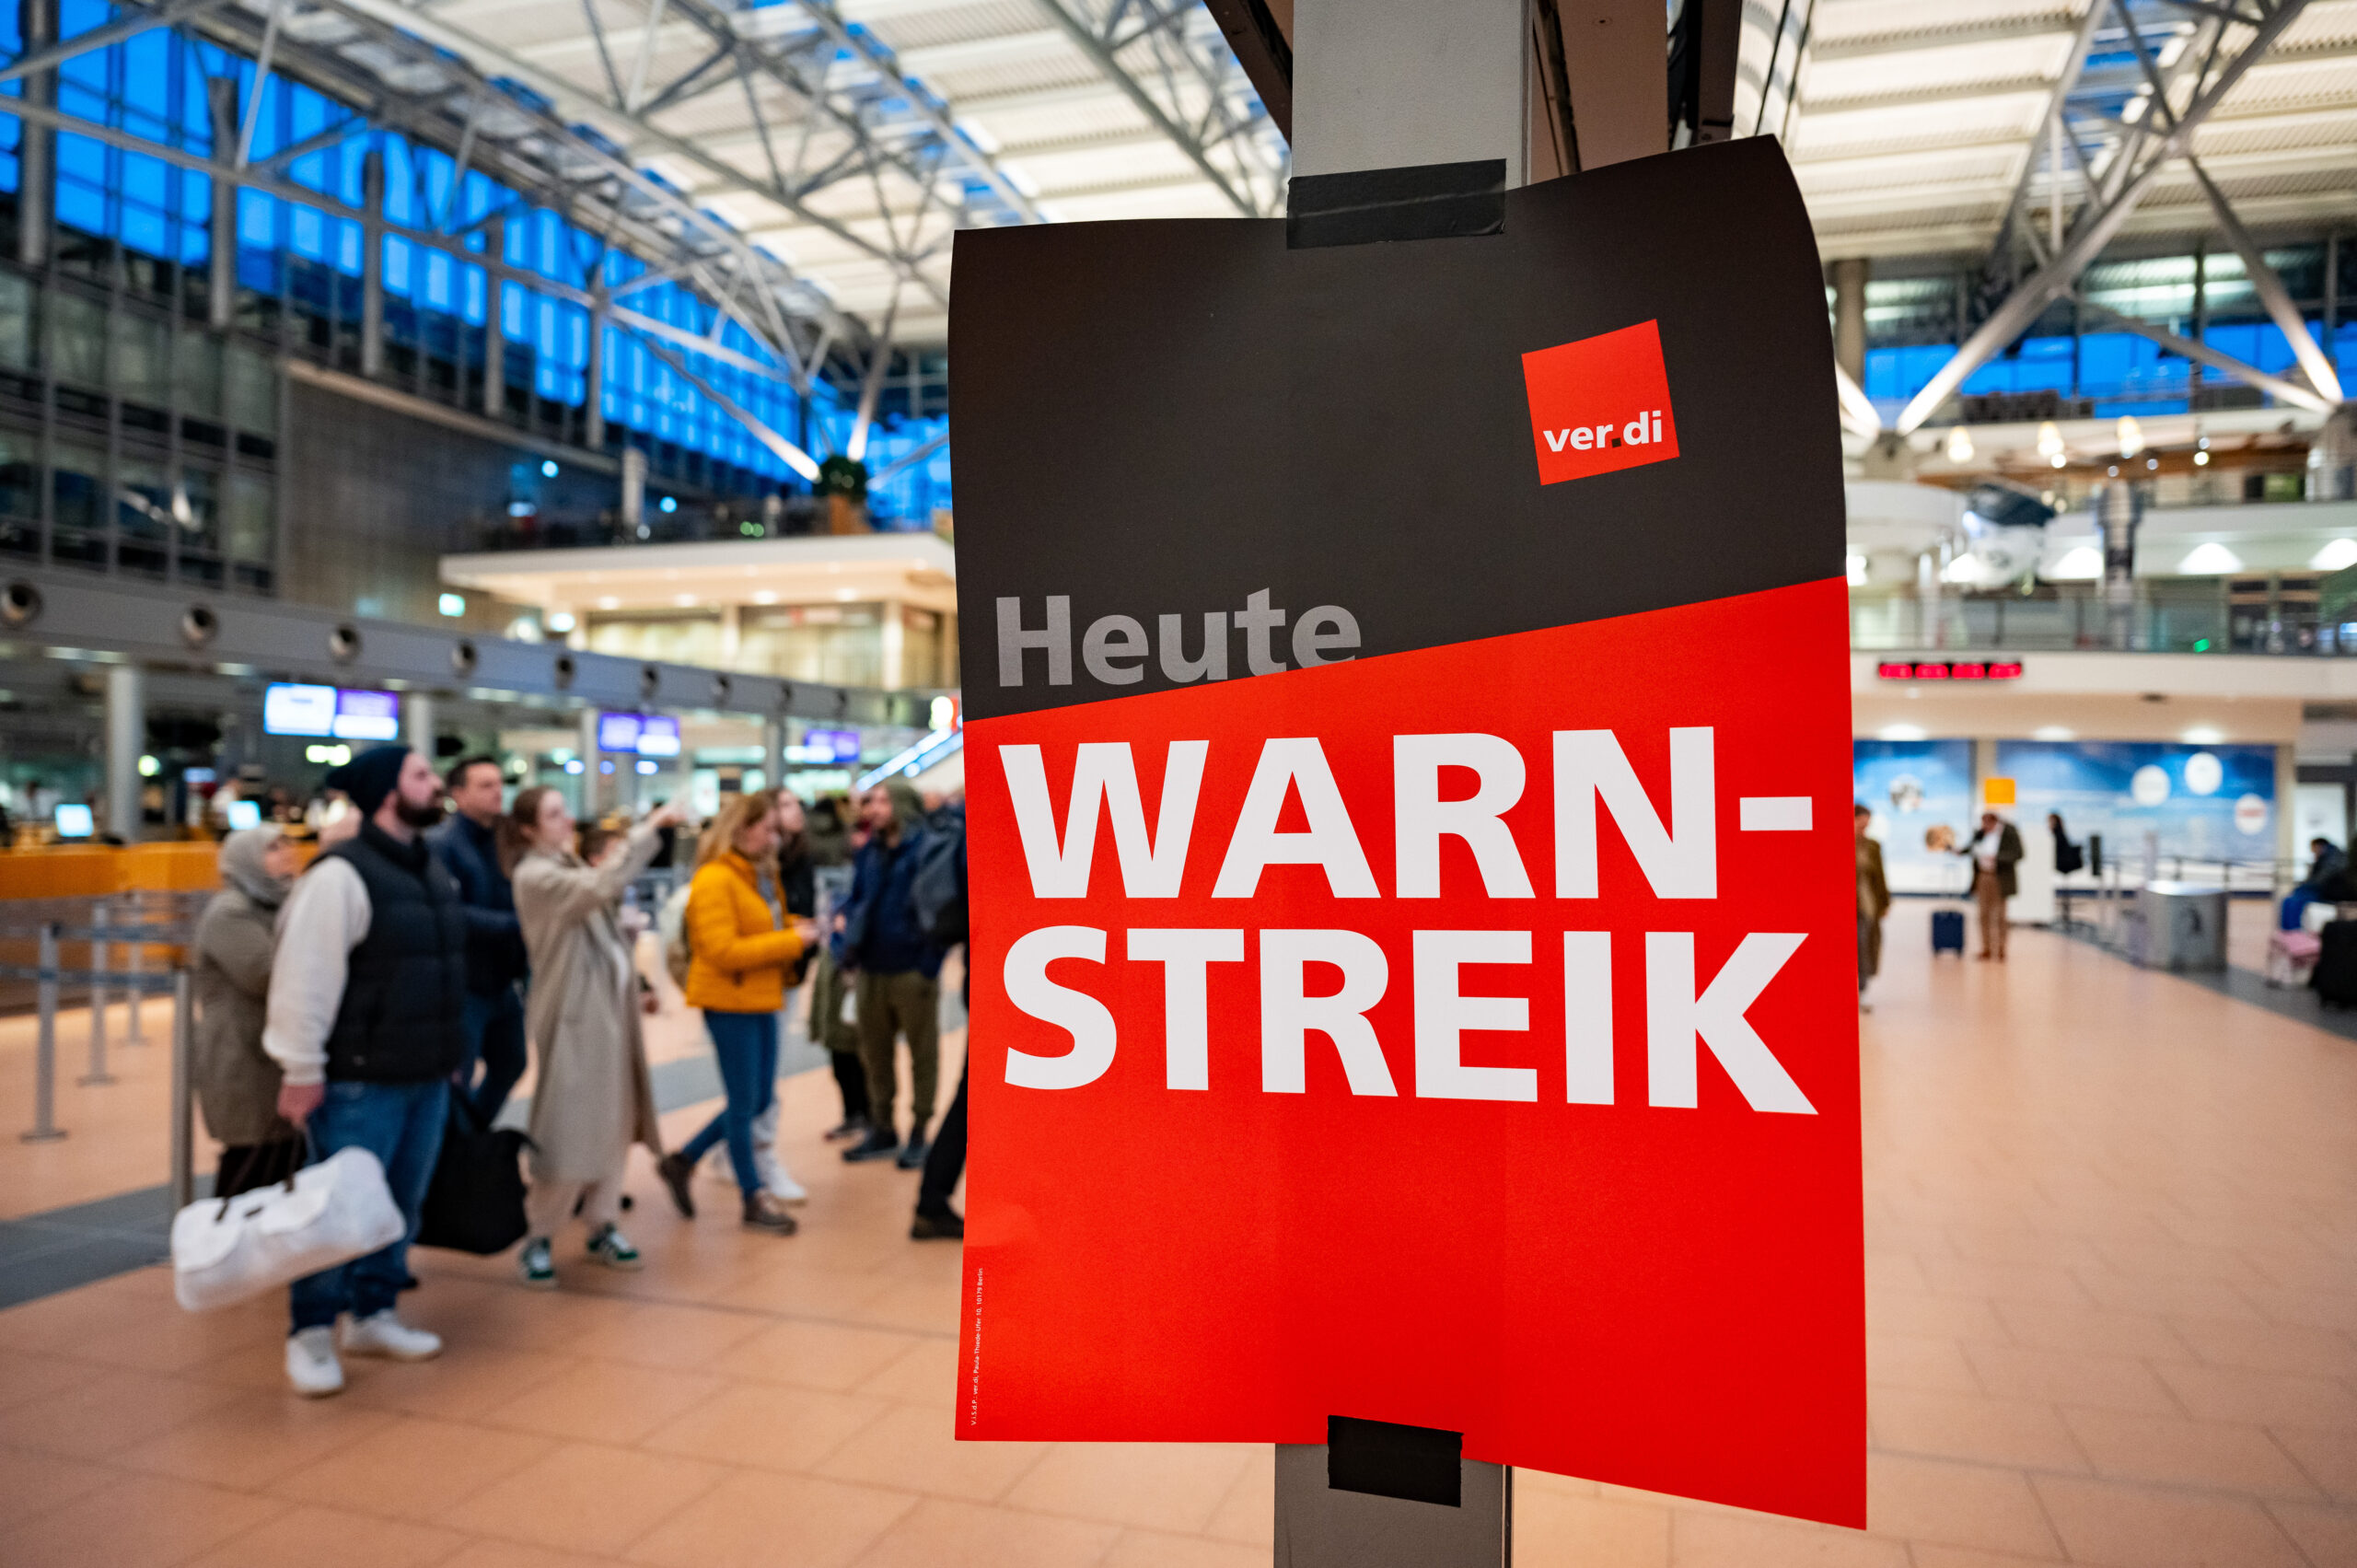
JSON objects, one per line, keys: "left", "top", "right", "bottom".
{"left": 1285, "top": 159, "right": 1505, "bottom": 250}
{"left": 1326, "top": 1414, "right": 1462, "bottom": 1506}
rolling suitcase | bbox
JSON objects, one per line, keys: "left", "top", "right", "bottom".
{"left": 2313, "top": 920, "right": 2357, "bottom": 1008}
{"left": 1931, "top": 909, "right": 1966, "bottom": 955}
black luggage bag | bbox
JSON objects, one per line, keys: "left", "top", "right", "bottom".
{"left": 416, "top": 1094, "right": 530, "bottom": 1254}
{"left": 2314, "top": 920, "right": 2357, "bottom": 1008}
{"left": 1931, "top": 909, "right": 1966, "bottom": 955}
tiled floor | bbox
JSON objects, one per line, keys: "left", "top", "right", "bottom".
{"left": 7, "top": 906, "right": 2357, "bottom": 1565}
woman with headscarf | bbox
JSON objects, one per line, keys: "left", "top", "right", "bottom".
{"left": 504, "top": 786, "right": 684, "bottom": 1287}
{"left": 193, "top": 825, "right": 304, "bottom": 1195}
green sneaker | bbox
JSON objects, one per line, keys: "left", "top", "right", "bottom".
{"left": 586, "top": 1225, "right": 644, "bottom": 1271}
{"left": 518, "top": 1237, "right": 556, "bottom": 1290}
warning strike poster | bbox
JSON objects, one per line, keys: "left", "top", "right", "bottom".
{"left": 947, "top": 138, "right": 1864, "bottom": 1527}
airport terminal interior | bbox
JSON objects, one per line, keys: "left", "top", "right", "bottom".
{"left": 6, "top": 0, "right": 2357, "bottom": 1562}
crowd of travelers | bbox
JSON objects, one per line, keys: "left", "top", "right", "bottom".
{"left": 186, "top": 741, "right": 969, "bottom": 1399}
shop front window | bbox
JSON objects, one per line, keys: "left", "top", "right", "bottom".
{"left": 46, "top": 292, "right": 105, "bottom": 389}
{"left": 52, "top": 440, "right": 107, "bottom": 567}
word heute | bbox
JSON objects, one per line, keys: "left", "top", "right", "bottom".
{"left": 993, "top": 729, "right": 1817, "bottom": 1114}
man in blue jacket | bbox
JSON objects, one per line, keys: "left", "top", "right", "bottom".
{"left": 836, "top": 777, "right": 946, "bottom": 1169}
{"left": 428, "top": 756, "right": 528, "bottom": 1122}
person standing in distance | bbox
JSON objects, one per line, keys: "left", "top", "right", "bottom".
{"left": 1853, "top": 804, "right": 1888, "bottom": 1014}
{"left": 1958, "top": 809, "right": 2023, "bottom": 961}
{"left": 838, "top": 778, "right": 947, "bottom": 1169}
{"left": 430, "top": 755, "right": 529, "bottom": 1123}
{"left": 265, "top": 746, "right": 468, "bottom": 1398}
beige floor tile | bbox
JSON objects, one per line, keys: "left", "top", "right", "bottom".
{"left": 706, "top": 1265, "right": 896, "bottom": 1320}
{"left": 1004, "top": 1442, "right": 1259, "bottom": 1534}
{"left": 117, "top": 1389, "right": 402, "bottom": 1489}
{"left": 1100, "top": 1528, "right": 1269, "bottom": 1568}
{"left": 622, "top": 1468, "right": 916, "bottom": 1568}
{"left": 271, "top": 1415, "right": 559, "bottom": 1521}
{"left": 64, "top": 1301, "right": 284, "bottom": 1376}
{"left": 2061, "top": 1407, "right": 2320, "bottom": 1499}
{"left": 1864, "top": 1455, "right": 2059, "bottom": 1558}
{"left": 817, "top": 1401, "right": 1051, "bottom": 1502}
{"left": 478, "top": 1360, "right": 726, "bottom": 1446}
{"left": 852, "top": 1337, "right": 960, "bottom": 1410}
{"left": 1669, "top": 1507, "right": 1908, "bottom": 1567}
{"left": 561, "top": 1302, "right": 772, "bottom": 1372}
{"left": 1511, "top": 1489, "right": 1669, "bottom": 1566}
{"left": 1959, "top": 1344, "right": 2179, "bottom": 1414}
{"left": 6, "top": 1472, "right": 290, "bottom": 1568}
{"left": 2268, "top": 1424, "right": 2357, "bottom": 1503}
{"left": 2031, "top": 1474, "right": 2309, "bottom": 1567}
{"left": 439, "top": 1542, "right": 633, "bottom": 1568}
{"left": 2170, "top": 1314, "right": 2357, "bottom": 1378}
{"left": 336, "top": 1343, "right": 577, "bottom": 1423}
{"left": 1864, "top": 1333, "right": 1981, "bottom": 1394}
{"left": 2264, "top": 1499, "right": 2357, "bottom": 1567}
{"left": 2155, "top": 1361, "right": 2357, "bottom": 1432}
{"left": 1202, "top": 1451, "right": 1274, "bottom": 1546}
{"left": 1989, "top": 1302, "right": 2192, "bottom": 1362}
{"left": 2072, "top": 1270, "right": 2264, "bottom": 1322}
{"left": 443, "top": 1441, "right": 727, "bottom": 1556}
{"left": 857, "top": 1275, "right": 963, "bottom": 1336}
{"left": 722, "top": 1318, "right": 927, "bottom": 1392}
{"left": 1906, "top": 1550, "right": 2071, "bottom": 1568}
{"left": 0, "top": 1442, "right": 124, "bottom": 1526}
{"left": 1864, "top": 1291, "right": 2007, "bottom": 1344}
{"left": 0, "top": 1365, "right": 246, "bottom": 1458}
{"left": 2242, "top": 1286, "right": 2357, "bottom": 1334}
{"left": 641, "top": 1381, "right": 891, "bottom": 1471}
{"left": 1869, "top": 1388, "right": 2087, "bottom": 1470}
{"left": 179, "top": 1504, "right": 470, "bottom": 1568}
{"left": 0, "top": 1346, "right": 106, "bottom": 1408}
{"left": 845, "top": 1496, "right": 1120, "bottom": 1568}
{"left": 1914, "top": 1256, "right": 2095, "bottom": 1309}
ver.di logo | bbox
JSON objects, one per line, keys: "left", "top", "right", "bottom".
{"left": 1520, "top": 319, "right": 1680, "bottom": 486}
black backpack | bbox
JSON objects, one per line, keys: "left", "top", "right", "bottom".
{"left": 912, "top": 826, "right": 969, "bottom": 946}
{"left": 415, "top": 1095, "right": 529, "bottom": 1255}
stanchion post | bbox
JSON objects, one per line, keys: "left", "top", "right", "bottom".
{"left": 80, "top": 900, "right": 114, "bottom": 1086}
{"left": 22, "top": 922, "right": 66, "bottom": 1142}
{"left": 123, "top": 895, "right": 145, "bottom": 1046}
{"left": 169, "top": 966, "right": 194, "bottom": 1210}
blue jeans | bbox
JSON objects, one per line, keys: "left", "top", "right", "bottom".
{"left": 679, "top": 1010, "right": 777, "bottom": 1198}
{"left": 459, "top": 986, "right": 528, "bottom": 1125}
{"left": 288, "top": 1077, "right": 448, "bottom": 1333}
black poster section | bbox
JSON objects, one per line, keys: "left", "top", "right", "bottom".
{"left": 952, "top": 137, "right": 1842, "bottom": 717}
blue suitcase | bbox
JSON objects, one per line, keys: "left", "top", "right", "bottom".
{"left": 1931, "top": 910, "right": 1966, "bottom": 955}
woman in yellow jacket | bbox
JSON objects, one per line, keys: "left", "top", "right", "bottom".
{"left": 656, "top": 790, "right": 815, "bottom": 1233}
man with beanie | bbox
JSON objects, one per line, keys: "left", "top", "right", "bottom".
{"left": 836, "top": 777, "right": 946, "bottom": 1169}
{"left": 264, "top": 745, "right": 467, "bottom": 1398}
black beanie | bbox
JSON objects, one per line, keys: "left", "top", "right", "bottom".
{"left": 328, "top": 744, "right": 410, "bottom": 818}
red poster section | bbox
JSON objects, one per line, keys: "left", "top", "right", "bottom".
{"left": 956, "top": 578, "right": 1864, "bottom": 1527}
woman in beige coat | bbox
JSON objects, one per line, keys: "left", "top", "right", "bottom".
{"left": 505, "top": 784, "right": 686, "bottom": 1288}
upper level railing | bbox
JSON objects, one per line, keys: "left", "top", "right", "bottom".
{"left": 1852, "top": 595, "right": 2352, "bottom": 655}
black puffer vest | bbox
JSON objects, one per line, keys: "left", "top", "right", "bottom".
{"left": 320, "top": 822, "right": 469, "bottom": 1083}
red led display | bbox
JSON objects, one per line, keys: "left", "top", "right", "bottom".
{"left": 1876, "top": 660, "right": 2022, "bottom": 682}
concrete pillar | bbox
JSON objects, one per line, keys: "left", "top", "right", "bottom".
{"left": 1291, "top": 0, "right": 1527, "bottom": 182}
{"left": 359, "top": 149, "right": 385, "bottom": 377}
{"left": 483, "top": 219, "right": 506, "bottom": 420}
{"left": 208, "top": 77, "right": 239, "bottom": 331}
{"left": 104, "top": 664, "right": 145, "bottom": 842}
{"left": 585, "top": 294, "right": 607, "bottom": 450}
{"left": 577, "top": 705, "right": 600, "bottom": 819}
{"left": 17, "top": 0, "right": 52, "bottom": 270}
{"left": 878, "top": 602, "right": 905, "bottom": 690}
{"left": 718, "top": 602, "right": 741, "bottom": 667}
{"left": 403, "top": 692, "right": 435, "bottom": 758}
{"left": 1832, "top": 258, "right": 1869, "bottom": 386}
{"left": 764, "top": 716, "right": 785, "bottom": 798}
{"left": 620, "top": 446, "right": 645, "bottom": 528}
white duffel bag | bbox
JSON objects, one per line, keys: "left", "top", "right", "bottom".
{"left": 171, "top": 1145, "right": 406, "bottom": 1312}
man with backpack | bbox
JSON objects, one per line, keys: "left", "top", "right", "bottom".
{"left": 910, "top": 796, "right": 968, "bottom": 1239}
{"left": 836, "top": 778, "right": 949, "bottom": 1169}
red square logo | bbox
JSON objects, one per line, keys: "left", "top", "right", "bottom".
{"left": 1521, "top": 319, "right": 1680, "bottom": 485}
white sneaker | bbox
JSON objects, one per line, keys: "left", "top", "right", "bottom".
{"left": 341, "top": 1309, "right": 444, "bottom": 1362}
{"left": 762, "top": 1162, "right": 809, "bottom": 1203}
{"left": 285, "top": 1327, "right": 344, "bottom": 1398}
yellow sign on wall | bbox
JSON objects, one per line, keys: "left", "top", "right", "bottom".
{"left": 1984, "top": 776, "right": 2017, "bottom": 807}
